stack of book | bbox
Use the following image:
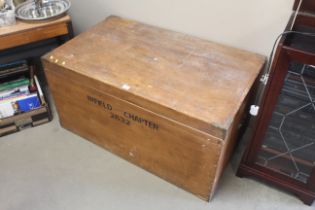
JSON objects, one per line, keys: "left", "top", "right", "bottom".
{"left": 0, "top": 60, "right": 29, "bottom": 78}
{"left": 0, "top": 61, "right": 42, "bottom": 119}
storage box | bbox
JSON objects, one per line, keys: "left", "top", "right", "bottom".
{"left": 42, "top": 16, "right": 265, "bottom": 201}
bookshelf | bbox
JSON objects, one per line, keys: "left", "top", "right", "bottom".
{"left": 0, "top": 15, "right": 73, "bottom": 136}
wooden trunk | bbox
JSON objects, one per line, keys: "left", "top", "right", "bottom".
{"left": 42, "top": 16, "right": 265, "bottom": 201}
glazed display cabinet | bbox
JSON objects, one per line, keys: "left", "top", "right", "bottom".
{"left": 237, "top": 0, "right": 315, "bottom": 205}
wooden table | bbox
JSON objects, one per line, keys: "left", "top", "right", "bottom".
{"left": 0, "top": 15, "right": 73, "bottom": 51}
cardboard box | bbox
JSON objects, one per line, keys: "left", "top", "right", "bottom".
{"left": 42, "top": 16, "right": 265, "bottom": 201}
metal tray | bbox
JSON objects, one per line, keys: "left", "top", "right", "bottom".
{"left": 15, "top": 0, "right": 70, "bottom": 21}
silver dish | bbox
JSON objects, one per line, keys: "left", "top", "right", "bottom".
{"left": 15, "top": 0, "right": 71, "bottom": 21}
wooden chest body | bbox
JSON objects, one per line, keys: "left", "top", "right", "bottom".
{"left": 42, "top": 16, "right": 265, "bottom": 201}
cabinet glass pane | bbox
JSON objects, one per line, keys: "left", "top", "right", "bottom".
{"left": 255, "top": 62, "right": 315, "bottom": 183}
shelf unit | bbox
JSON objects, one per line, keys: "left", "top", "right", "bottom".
{"left": 0, "top": 15, "right": 73, "bottom": 136}
{"left": 237, "top": 0, "right": 315, "bottom": 205}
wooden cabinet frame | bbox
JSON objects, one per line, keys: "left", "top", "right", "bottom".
{"left": 237, "top": 1, "right": 315, "bottom": 205}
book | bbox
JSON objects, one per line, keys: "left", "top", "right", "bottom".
{"left": 0, "top": 85, "right": 29, "bottom": 99}
{"left": 0, "top": 78, "right": 30, "bottom": 92}
{"left": 16, "top": 94, "right": 41, "bottom": 112}
{"left": 34, "top": 75, "right": 46, "bottom": 105}
{"left": 0, "top": 66, "right": 29, "bottom": 78}
{"left": 0, "top": 60, "right": 27, "bottom": 70}
{"left": 0, "top": 102, "right": 14, "bottom": 119}
{"left": 0, "top": 93, "right": 41, "bottom": 119}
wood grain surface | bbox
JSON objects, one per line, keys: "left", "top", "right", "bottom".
{"left": 43, "top": 16, "right": 265, "bottom": 139}
{"left": 0, "top": 15, "right": 71, "bottom": 50}
{"left": 44, "top": 61, "right": 223, "bottom": 200}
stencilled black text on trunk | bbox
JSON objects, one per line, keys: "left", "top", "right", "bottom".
{"left": 110, "top": 113, "right": 130, "bottom": 126}
{"left": 87, "top": 95, "right": 159, "bottom": 131}
{"left": 87, "top": 95, "right": 112, "bottom": 111}
{"left": 123, "top": 112, "right": 158, "bottom": 130}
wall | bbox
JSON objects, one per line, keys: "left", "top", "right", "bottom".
{"left": 68, "top": 0, "right": 294, "bottom": 56}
